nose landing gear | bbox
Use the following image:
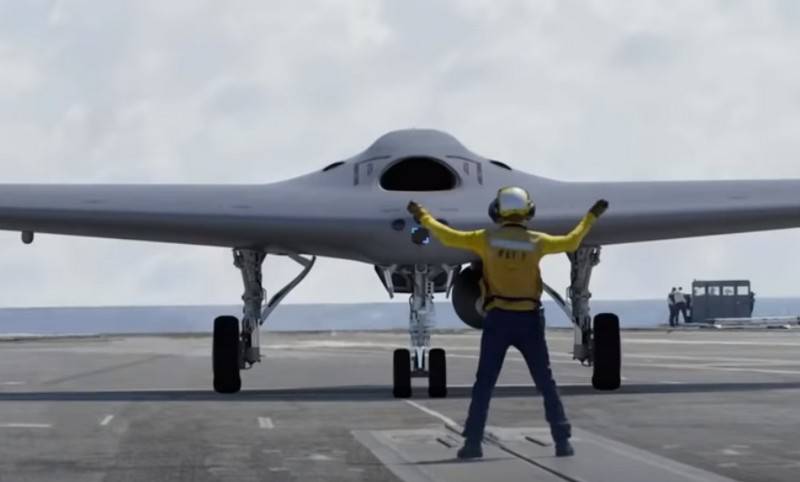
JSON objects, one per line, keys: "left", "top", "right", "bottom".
{"left": 392, "top": 347, "right": 448, "bottom": 399}
{"left": 391, "top": 265, "right": 450, "bottom": 399}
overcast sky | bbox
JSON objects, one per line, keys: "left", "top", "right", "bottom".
{"left": 0, "top": 0, "right": 799, "bottom": 308}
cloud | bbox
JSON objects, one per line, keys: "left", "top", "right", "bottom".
{"left": 0, "top": 0, "right": 798, "bottom": 309}
{"left": 0, "top": 45, "right": 42, "bottom": 95}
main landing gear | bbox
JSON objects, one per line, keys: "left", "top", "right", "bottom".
{"left": 212, "top": 248, "right": 316, "bottom": 394}
{"left": 566, "top": 246, "right": 621, "bottom": 390}
{"left": 391, "top": 265, "right": 449, "bottom": 399}
{"left": 213, "top": 247, "right": 618, "bottom": 395}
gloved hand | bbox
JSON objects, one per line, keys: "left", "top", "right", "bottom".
{"left": 589, "top": 199, "right": 609, "bottom": 218}
{"left": 407, "top": 201, "right": 425, "bottom": 221}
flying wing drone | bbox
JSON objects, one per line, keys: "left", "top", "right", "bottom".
{"left": 1, "top": 129, "right": 798, "bottom": 397}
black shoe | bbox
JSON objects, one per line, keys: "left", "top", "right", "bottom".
{"left": 555, "top": 440, "right": 574, "bottom": 457}
{"left": 457, "top": 442, "right": 483, "bottom": 460}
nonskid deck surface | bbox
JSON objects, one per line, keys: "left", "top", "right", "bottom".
{"left": 1, "top": 330, "right": 799, "bottom": 481}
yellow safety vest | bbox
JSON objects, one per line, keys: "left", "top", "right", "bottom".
{"left": 418, "top": 211, "right": 597, "bottom": 312}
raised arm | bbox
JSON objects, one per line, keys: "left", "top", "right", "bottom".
{"left": 539, "top": 200, "right": 608, "bottom": 255}
{"left": 407, "top": 201, "right": 484, "bottom": 254}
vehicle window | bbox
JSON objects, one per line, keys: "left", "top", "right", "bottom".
{"left": 722, "top": 286, "right": 735, "bottom": 296}
{"left": 693, "top": 286, "right": 706, "bottom": 296}
{"left": 737, "top": 286, "right": 750, "bottom": 296}
{"left": 708, "top": 286, "right": 720, "bottom": 296}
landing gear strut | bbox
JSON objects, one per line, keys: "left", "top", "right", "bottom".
{"left": 212, "top": 249, "right": 316, "bottom": 394}
{"left": 392, "top": 265, "right": 448, "bottom": 398}
{"left": 567, "top": 246, "right": 621, "bottom": 390}
{"left": 568, "top": 246, "right": 601, "bottom": 365}
{"left": 234, "top": 249, "right": 267, "bottom": 367}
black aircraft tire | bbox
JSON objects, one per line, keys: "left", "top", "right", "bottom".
{"left": 393, "top": 349, "right": 412, "bottom": 398}
{"left": 592, "top": 313, "right": 621, "bottom": 391}
{"left": 428, "top": 348, "right": 447, "bottom": 398}
{"left": 213, "top": 316, "right": 242, "bottom": 394}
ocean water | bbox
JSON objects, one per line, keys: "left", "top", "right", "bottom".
{"left": 1, "top": 298, "right": 799, "bottom": 335}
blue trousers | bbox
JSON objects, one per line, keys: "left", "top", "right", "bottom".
{"left": 463, "top": 308, "right": 571, "bottom": 444}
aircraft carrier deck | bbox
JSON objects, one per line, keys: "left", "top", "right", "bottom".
{"left": 1, "top": 329, "right": 799, "bottom": 482}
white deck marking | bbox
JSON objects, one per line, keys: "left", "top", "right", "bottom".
{"left": 258, "top": 417, "right": 275, "bottom": 429}
{"left": 0, "top": 381, "right": 26, "bottom": 386}
{"left": 99, "top": 415, "right": 114, "bottom": 426}
{"left": 0, "top": 423, "right": 51, "bottom": 428}
{"left": 625, "top": 362, "right": 800, "bottom": 376}
{"left": 240, "top": 340, "right": 800, "bottom": 380}
{"left": 298, "top": 344, "right": 797, "bottom": 372}
{"left": 404, "top": 400, "right": 459, "bottom": 428}
{"left": 608, "top": 338, "right": 800, "bottom": 347}
{"left": 551, "top": 351, "right": 800, "bottom": 365}
{"left": 447, "top": 353, "right": 575, "bottom": 365}
{"left": 555, "top": 349, "right": 800, "bottom": 376}
{"left": 308, "top": 453, "right": 334, "bottom": 461}
{"left": 449, "top": 383, "right": 531, "bottom": 389}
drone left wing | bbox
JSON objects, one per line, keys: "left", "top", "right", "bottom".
{"left": 0, "top": 184, "right": 337, "bottom": 251}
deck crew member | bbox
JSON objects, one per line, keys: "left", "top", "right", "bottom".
{"left": 668, "top": 287, "right": 678, "bottom": 327}
{"left": 407, "top": 187, "right": 608, "bottom": 459}
{"left": 675, "top": 287, "right": 689, "bottom": 324}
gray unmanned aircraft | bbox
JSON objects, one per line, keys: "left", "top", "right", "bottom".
{"left": 1, "top": 129, "right": 799, "bottom": 397}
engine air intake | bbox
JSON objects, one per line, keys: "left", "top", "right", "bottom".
{"left": 380, "top": 157, "right": 458, "bottom": 191}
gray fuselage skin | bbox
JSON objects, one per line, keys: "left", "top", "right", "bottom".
{"left": 0, "top": 129, "right": 799, "bottom": 266}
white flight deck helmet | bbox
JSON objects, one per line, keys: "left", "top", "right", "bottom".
{"left": 488, "top": 186, "right": 536, "bottom": 223}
